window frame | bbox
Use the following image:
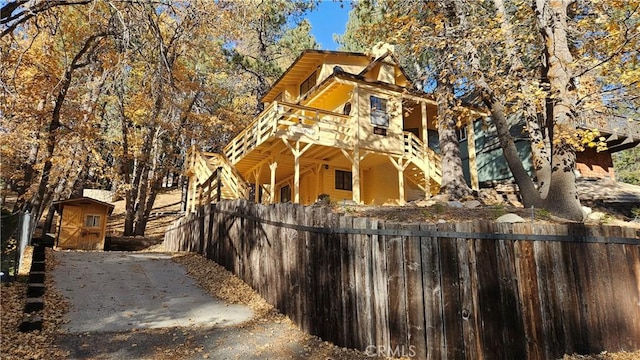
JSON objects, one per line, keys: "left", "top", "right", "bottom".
{"left": 334, "top": 170, "right": 353, "bottom": 191}
{"left": 299, "top": 71, "right": 317, "bottom": 97}
{"left": 84, "top": 214, "right": 101, "bottom": 228}
{"left": 280, "top": 185, "right": 291, "bottom": 203}
{"left": 370, "top": 96, "right": 389, "bottom": 127}
{"left": 457, "top": 126, "right": 467, "bottom": 141}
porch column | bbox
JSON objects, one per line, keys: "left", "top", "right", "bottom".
{"left": 421, "top": 101, "right": 431, "bottom": 198}
{"left": 282, "top": 139, "right": 313, "bottom": 204}
{"left": 466, "top": 120, "right": 479, "bottom": 190}
{"left": 341, "top": 149, "right": 369, "bottom": 205}
{"left": 269, "top": 161, "right": 278, "bottom": 204}
{"left": 352, "top": 148, "right": 361, "bottom": 204}
{"left": 253, "top": 166, "right": 263, "bottom": 203}
{"left": 389, "top": 157, "right": 409, "bottom": 205}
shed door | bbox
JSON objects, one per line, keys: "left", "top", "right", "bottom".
{"left": 59, "top": 205, "right": 82, "bottom": 249}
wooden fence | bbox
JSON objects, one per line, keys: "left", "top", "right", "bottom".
{"left": 164, "top": 199, "right": 640, "bottom": 359}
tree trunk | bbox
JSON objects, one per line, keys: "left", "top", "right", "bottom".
{"left": 435, "top": 78, "right": 472, "bottom": 199}
{"left": 535, "top": 0, "right": 583, "bottom": 221}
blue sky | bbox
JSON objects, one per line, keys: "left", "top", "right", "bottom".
{"left": 305, "top": 1, "right": 353, "bottom": 50}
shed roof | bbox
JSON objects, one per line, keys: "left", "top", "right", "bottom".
{"left": 53, "top": 197, "right": 115, "bottom": 215}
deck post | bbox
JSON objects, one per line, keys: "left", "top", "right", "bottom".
{"left": 269, "top": 161, "right": 278, "bottom": 204}
{"left": 352, "top": 149, "right": 361, "bottom": 204}
{"left": 294, "top": 141, "right": 301, "bottom": 203}
{"left": 253, "top": 166, "right": 263, "bottom": 203}
{"left": 421, "top": 101, "right": 431, "bottom": 198}
{"left": 388, "top": 156, "right": 408, "bottom": 205}
{"left": 466, "top": 120, "right": 479, "bottom": 190}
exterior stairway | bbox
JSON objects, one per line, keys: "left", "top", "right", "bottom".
{"left": 403, "top": 132, "right": 442, "bottom": 195}
{"left": 185, "top": 146, "right": 249, "bottom": 211}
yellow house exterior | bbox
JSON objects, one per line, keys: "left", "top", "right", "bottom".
{"left": 186, "top": 45, "right": 485, "bottom": 211}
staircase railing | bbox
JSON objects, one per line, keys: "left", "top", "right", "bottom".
{"left": 403, "top": 131, "right": 442, "bottom": 183}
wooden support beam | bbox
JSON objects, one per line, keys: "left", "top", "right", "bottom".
{"left": 421, "top": 101, "right": 431, "bottom": 198}
{"left": 282, "top": 139, "right": 313, "bottom": 204}
{"left": 388, "top": 156, "right": 409, "bottom": 205}
{"left": 253, "top": 166, "right": 263, "bottom": 203}
{"left": 466, "top": 120, "right": 479, "bottom": 191}
{"left": 269, "top": 161, "right": 278, "bottom": 204}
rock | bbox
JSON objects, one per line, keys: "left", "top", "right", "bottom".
{"left": 431, "top": 194, "right": 450, "bottom": 202}
{"left": 464, "top": 200, "right": 482, "bottom": 209}
{"left": 437, "top": 219, "right": 447, "bottom": 224}
{"left": 581, "top": 206, "right": 593, "bottom": 216}
{"left": 496, "top": 213, "right": 526, "bottom": 223}
{"left": 413, "top": 199, "right": 435, "bottom": 207}
{"left": 447, "top": 201, "right": 464, "bottom": 208}
{"left": 478, "top": 189, "right": 502, "bottom": 205}
{"left": 587, "top": 211, "right": 606, "bottom": 221}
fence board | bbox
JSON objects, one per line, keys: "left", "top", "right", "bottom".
{"left": 353, "top": 217, "right": 373, "bottom": 350}
{"left": 326, "top": 211, "right": 342, "bottom": 346}
{"left": 385, "top": 222, "right": 409, "bottom": 353}
{"left": 371, "top": 219, "right": 389, "bottom": 351}
{"left": 420, "top": 223, "right": 444, "bottom": 360}
{"left": 455, "top": 222, "right": 480, "bottom": 360}
{"left": 405, "top": 223, "right": 426, "bottom": 359}
{"left": 514, "top": 239, "right": 544, "bottom": 360}
{"left": 534, "top": 228, "right": 562, "bottom": 358}
{"left": 439, "top": 223, "right": 464, "bottom": 360}
{"left": 339, "top": 215, "right": 355, "bottom": 348}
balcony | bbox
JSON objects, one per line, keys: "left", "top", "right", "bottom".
{"left": 224, "top": 101, "right": 352, "bottom": 165}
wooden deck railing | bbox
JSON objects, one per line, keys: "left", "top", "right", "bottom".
{"left": 577, "top": 117, "right": 640, "bottom": 139}
{"left": 224, "top": 101, "right": 352, "bottom": 165}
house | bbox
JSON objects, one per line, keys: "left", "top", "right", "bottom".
{"left": 185, "top": 44, "right": 488, "bottom": 211}
{"left": 185, "top": 44, "right": 640, "bottom": 211}
{"left": 53, "top": 197, "right": 114, "bottom": 250}
{"left": 467, "top": 113, "right": 640, "bottom": 185}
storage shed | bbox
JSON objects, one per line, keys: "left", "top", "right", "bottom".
{"left": 53, "top": 197, "right": 114, "bottom": 250}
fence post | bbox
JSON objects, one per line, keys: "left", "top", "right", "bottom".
{"left": 16, "top": 211, "right": 32, "bottom": 274}
{"left": 217, "top": 167, "right": 222, "bottom": 202}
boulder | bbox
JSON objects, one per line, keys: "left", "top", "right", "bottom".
{"left": 496, "top": 213, "right": 526, "bottom": 223}
{"left": 447, "top": 201, "right": 464, "bottom": 208}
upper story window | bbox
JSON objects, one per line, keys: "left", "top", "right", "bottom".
{"left": 300, "top": 71, "right": 317, "bottom": 97}
{"left": 370, "top": 96, "right": 389, "bottom": 127}
{"left": 457, "top": 127, "right": 467, "bottom": 141}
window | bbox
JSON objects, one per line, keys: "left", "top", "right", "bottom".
{"left": 373, "top": 127, "right": 387, "bottom": 136}
{"left": 299, "top": 71, "right": 317, "bottom": 97}
{"left": 335, "top": 170, "right": 352, "bottom": 191}
{"left": 280, "top": 185, "right": 291, "bottom": 203}
{"left": 457, "top": 127, "right": 467, "bottom": 141}
{"left": 370, "top": 96, "right": 389, "bottom": 127}
{"left": 85, "top": 215, "right": 101, "bottom": 228}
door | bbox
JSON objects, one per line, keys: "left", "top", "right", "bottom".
{"left": 59, "top": 205, "right": 82, "bottom": 249}
{"left": 82, "top": 213, "right": 103, "bottom": 250}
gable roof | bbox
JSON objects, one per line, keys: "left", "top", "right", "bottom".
{"left": 260, "top": 49, "right": 372, "bottom": 103}
{"left": 53, "top": 197, "right": 115, "bottom": 215}
{"left": 357, "top": 50, "right": 412, "bottom": 86}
